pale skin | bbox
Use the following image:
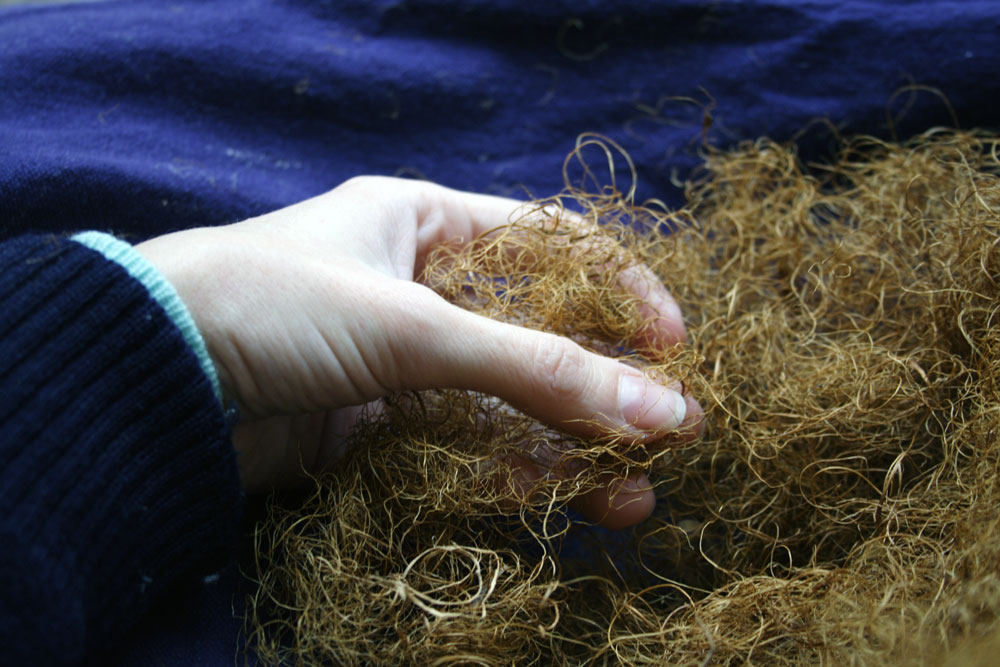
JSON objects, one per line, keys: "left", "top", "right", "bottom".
{"left": 136, "top": 175, "right": 703, "bottom": 530}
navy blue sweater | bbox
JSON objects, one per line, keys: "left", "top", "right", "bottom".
{"left": 1, "top": 1, "right": 998, "bottom": 664}
{"left": 0, "top": 235, "right": 242, "bottom": 665}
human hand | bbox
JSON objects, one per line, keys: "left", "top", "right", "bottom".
{"left": 136, "top": 176, "right": 702, "bottom": 528}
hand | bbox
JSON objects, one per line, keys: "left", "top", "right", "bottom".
{"left": 136, "top": 176, "right": 702, "bottom": 528}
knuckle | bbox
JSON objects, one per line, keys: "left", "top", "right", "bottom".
{"left": 337, "top": 175, "right": 424, "bottom": 212}
{"left": 337, "top": 174, "right": 381, "bottom": 193}
{"left": 532, "top": 335, "right": 588, "bottom": 403}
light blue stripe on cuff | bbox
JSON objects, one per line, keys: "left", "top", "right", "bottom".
{"left": 71, "top": 231, "right": 223, "bottom": 404}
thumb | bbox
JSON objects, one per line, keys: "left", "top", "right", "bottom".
{"left": 394, "top": 294, "right": 687, "bottom": 439}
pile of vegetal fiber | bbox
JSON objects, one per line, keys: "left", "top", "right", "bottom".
{"left": 248, "top": 128, "right": 1000, "bottom": 665}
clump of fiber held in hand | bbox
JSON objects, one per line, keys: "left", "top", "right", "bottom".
{"left": 249, "top": 128, "right": 1000, "bottom": 665}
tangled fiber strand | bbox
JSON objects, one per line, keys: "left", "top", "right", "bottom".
{"left": 248, "top": 128, "right": 1000, "bottom": 665}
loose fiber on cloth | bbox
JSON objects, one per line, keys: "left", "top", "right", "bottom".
{"left": 249, "top": 129, "right": 1000, "bottom": 665}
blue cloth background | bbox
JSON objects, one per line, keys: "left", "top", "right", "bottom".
{"left": 1, "top": 0, "right": 998, "bottom": 664}
{"left": 3, "top": 0, "right": 999, "bottom": 242}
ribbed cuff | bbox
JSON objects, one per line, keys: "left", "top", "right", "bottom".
{"left": 0, "top": 235, "right": 243, "bottom": 663}
{"left": 71, "top": 231, "right": 223, "bottom": 404}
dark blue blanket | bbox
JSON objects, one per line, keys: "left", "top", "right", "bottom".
{"left": 1, "top": 1, "right": 998, "bottom": 664}
{"left": 3, "top": 0, "right": 998, "bottom": 242}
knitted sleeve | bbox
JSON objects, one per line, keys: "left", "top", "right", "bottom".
{"left": 0, "top": 234, "right": 244, "bottom": 665}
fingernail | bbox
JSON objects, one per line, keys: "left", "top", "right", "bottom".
{"left": 661, "top": 297, "right": 683, "bottom": 326}
{"left": 644, "top": 287, "right": 682, "bottom": 323}
{"left": 618, "top": 373, "right": 686, "bottom": 432}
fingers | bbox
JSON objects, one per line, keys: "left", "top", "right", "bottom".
{"left": 382, "top": 287, "right": 699, "bottom": 529}
{"left": 329, "top": 177, "right": 688, "bottom": 350}
{"left": 322, "top": 179, "right": 696, "bottom": 529}
{"left": 410, "top": 183, "right": 533, "bottom": 258}
{"left": 331, "top": 176, "right": 530, "bottom": 271}
{"left": 551, "top": 211, "right": 687, "bottom": 350}
{"left": 617, "top": 262, "right": 688, "bottom": 349}
{"left": 387, "top": 179, "right": 689, "bottom": 349}
{"left": 501, "top": 456, "right": 656, "bottom": 529}
{"left": 391, "top": 288, "right": 687, "bottom": 440}
{"left": 570, "top": 471, "right": 656, "bottom": 530}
